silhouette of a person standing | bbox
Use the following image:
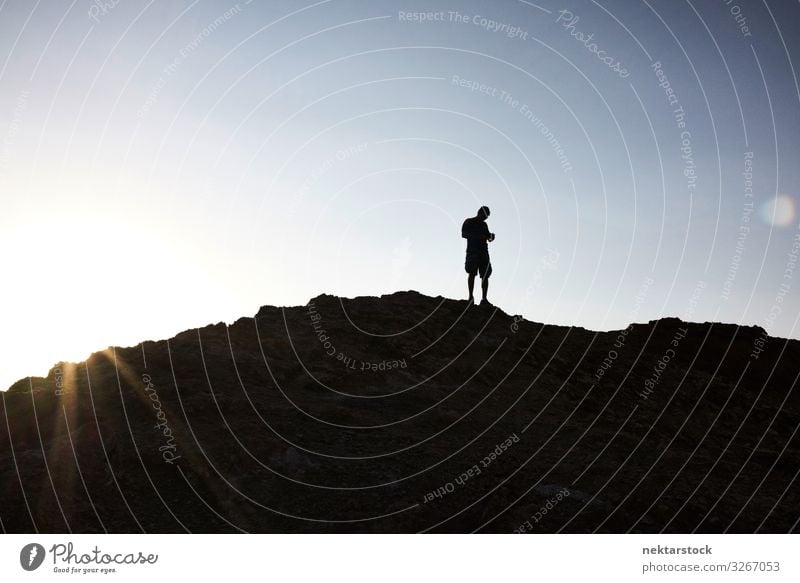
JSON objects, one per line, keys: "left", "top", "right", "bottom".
{"left": 462, "top": 206, "right": 495, "bottom": 305}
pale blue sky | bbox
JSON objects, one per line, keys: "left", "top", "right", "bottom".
{"left": 1, "top": 0, "right": 799, "bottom": 389}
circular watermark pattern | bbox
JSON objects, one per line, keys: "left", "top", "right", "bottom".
{"left": 0, "top": 0, "right": 798, "bottom": 537}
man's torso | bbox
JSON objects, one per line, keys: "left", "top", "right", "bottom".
{"left": 462, "top": 217, "right": 489, "bottom": 254}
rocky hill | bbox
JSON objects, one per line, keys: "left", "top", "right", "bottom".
{"left": 1, "top": 291, "right": 798, "bottom": 533}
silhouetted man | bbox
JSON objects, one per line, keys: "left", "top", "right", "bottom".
{"left": 462, "top": 206, "right": 495, "bottom": 306}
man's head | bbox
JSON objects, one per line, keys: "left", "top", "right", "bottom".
{"left": 477, "top": 205, "right": 491, "bottom": 221}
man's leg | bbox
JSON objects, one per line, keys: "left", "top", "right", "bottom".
{"left": 468, "top": 273, "right": 476, "bottom": 302}
{"left": 479, "top": 259, "right": 492, "bottom": 305}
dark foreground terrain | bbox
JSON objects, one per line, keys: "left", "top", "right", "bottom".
{"left": 1, "top": 291, "right": 798, "bottom": 533}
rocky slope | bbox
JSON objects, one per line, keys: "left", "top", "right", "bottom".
{"left": 1, "top": 291, "right": 798, "bottom": 533}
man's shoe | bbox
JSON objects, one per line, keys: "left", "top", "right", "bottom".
{"left": 480, "top": 299, "right": 492, "bottom": 307}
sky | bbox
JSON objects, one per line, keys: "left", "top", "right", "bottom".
{"left": 1, "top": 0, "right": 799, "bottom": 390}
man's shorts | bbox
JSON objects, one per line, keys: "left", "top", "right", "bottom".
{"left": 465, "top": 252, "right": 492, "bottom": 279}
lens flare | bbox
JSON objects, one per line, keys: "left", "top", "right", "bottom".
{"left": 759, "top": 194, "right": 796, "bottom": 227}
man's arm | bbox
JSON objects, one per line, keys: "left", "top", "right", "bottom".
{"left": 462, "top": 220, "right": 493, "bottom": 241}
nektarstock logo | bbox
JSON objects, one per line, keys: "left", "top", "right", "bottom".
{"left": 20, "top": 543, "right": 46, "bottom": 571}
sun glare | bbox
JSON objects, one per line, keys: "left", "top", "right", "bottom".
{"left": 0, "top": 210, "right": 227, "bottom": 390}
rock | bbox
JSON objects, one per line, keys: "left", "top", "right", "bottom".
{"left": 0, "top": 291, "right": 797, "bottom": 533}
